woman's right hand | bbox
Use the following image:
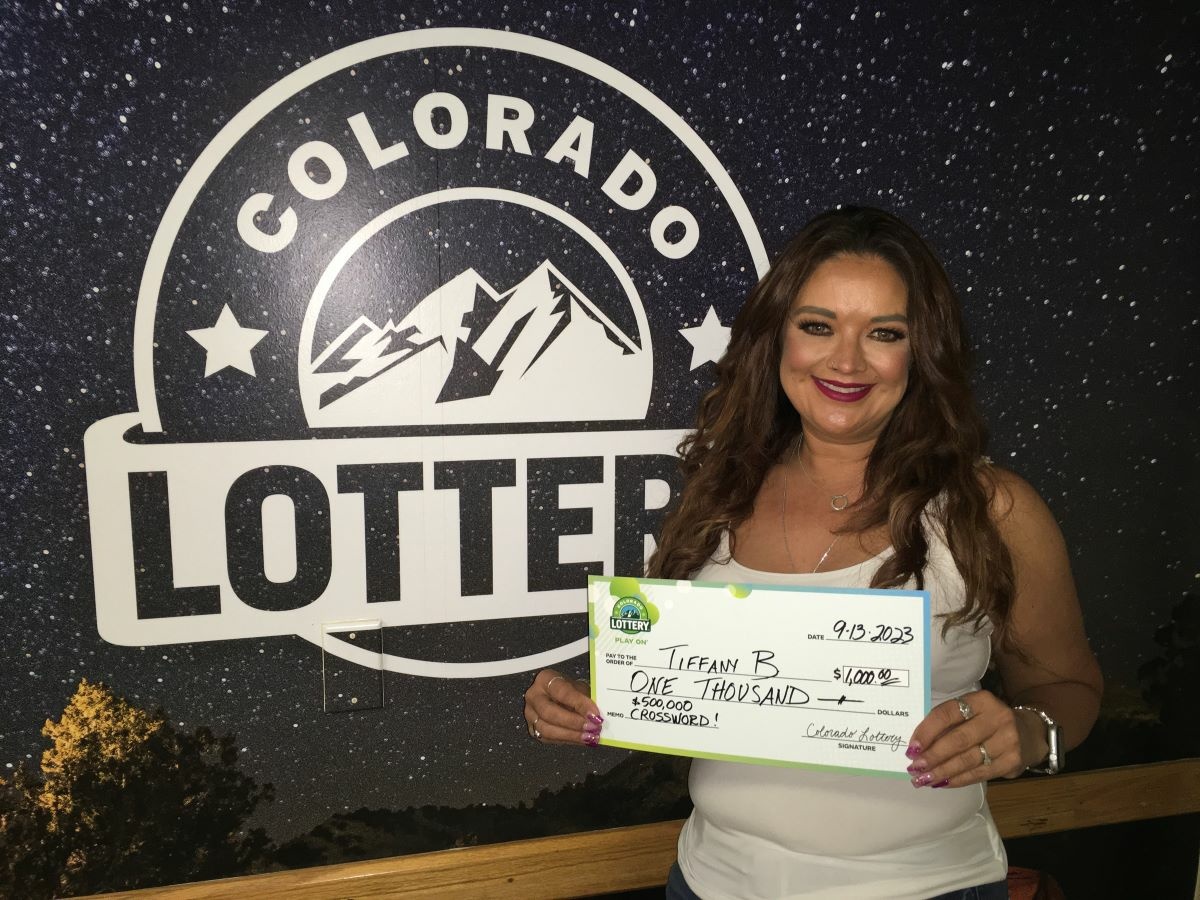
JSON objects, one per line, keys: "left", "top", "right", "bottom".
{"left": 523, "top": 669, "right": 605, "bottom": 746}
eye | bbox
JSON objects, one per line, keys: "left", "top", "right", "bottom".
{"left": 870, "top": 327, "right": 907, "bottom": 343}
{"left": 797, "top": 319, "right": 833, "bottom": 336}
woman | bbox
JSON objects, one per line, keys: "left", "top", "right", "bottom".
{"left": 523, "top": 207, "right": 1102, "bottom": 899}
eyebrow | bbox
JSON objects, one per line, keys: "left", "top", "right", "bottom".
{"left": 792, "top": 305, "right": 908, "bottom": 324}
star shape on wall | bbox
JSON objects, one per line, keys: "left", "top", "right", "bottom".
{"left": 186, "top": 304, "right": 269, "bottom": 377}
{"left": 679, "top": 305, "right": 730, "bottom": 370}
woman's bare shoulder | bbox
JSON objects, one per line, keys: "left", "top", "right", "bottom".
{"left": 976, "top": 464, "right": 1061, "bottom": 544}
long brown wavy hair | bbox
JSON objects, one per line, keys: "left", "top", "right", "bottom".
{"left": 646, "top": 206, "right": 1017, "bottom": 647}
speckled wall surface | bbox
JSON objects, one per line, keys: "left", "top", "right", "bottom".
{"left": 2, "top": 1, "right": 1195, "bottom": 850}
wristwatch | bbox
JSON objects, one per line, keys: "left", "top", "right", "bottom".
{"left": 1013, "top": 705, "right": 1062, "bottom": 775}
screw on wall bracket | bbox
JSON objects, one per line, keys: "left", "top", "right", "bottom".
{"left": 321, "top": 620, "right": 384, "bottom": 713}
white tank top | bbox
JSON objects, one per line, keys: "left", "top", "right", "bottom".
{"left": 677, "top": 528, "right": 1008, "bottom": 899}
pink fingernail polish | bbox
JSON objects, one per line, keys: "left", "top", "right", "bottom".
{"left": 587, "top": 713, "right": 604, "bottom": 725}
{"left": 905, "top": 742, "right": 921, "bottom": 759}
{"left": 582, "top": 732, "right": 599, "bottom": 746}
{"left": 910, "top": 773, "right": 934, "bottom": 787}
{"left": 584, "top": 721, "right": 601, "bottom": 734}
{"left": 906, "top": 762, "right": 926, "bottom": 774}
{"left": 931, "top": 780, "right": 951, "bottom": 788}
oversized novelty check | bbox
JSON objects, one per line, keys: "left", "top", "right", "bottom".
{"left": 588, "top": 576, "right": 930, "bottom": 777}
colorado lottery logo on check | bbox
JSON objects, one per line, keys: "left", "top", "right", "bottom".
{"left": 610, "top": 596, "right": 656, "bottom": 634}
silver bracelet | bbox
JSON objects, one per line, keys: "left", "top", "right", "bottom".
{"left": 1013, "top": 705, "right": 1062, "bottom": 775}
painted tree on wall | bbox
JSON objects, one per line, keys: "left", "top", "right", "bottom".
{"left": 0, "top": 680, "right": 273, "bottom": 897}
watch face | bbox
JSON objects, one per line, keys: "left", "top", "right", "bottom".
{"left": 1046, "top": 723, "right": 1062, "bottom": 773}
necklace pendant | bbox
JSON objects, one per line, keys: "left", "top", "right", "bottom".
{"left": 830, "top": 494, "right": 849, "bottom": 512}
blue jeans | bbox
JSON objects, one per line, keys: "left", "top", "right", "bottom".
{"left": 665, "top": 862, "right": 1009, "bottom": 899}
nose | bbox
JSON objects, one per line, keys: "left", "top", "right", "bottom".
{"left": 826, "top": 333, "right": 866, "bottom": 374}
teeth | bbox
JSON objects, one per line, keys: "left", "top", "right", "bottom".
{"left": 818, "top": 379, "right": 868, "bottom": 394}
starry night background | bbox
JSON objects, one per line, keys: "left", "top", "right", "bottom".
{"left": 1, "top": 0, "right": 1196, "bottom": 871}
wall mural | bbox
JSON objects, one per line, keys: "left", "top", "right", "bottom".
{"left": 1, "top": 2, "right": 1195, "bottom": 896}
{"left": 84, "top": 28, "right": 765, "bottom": 682}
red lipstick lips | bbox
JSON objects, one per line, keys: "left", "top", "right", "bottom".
{"left": 813, "top": 377, "right": 874, "bottom": 402}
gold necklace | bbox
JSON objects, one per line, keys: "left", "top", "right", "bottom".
{"left": 781, "top": 464, "right": 840, "bottom": 573}
{"left": 797, "top": 454, "right": 856, "bottom": 512}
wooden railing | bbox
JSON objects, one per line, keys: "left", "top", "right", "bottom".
{"left": 94, "top": 758, "right": 1200, "bottom": 899}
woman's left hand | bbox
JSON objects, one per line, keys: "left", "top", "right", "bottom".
{"left": 904, "top": 690, "right": 1041, "bottom": 788}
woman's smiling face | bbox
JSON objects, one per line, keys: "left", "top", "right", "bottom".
{"left": 779, "top": 253, "right": 912, "bottom": 446}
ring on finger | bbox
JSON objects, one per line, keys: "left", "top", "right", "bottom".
{"left": 956, "top": 698, "right": 973, "bottom": 721}
{"left": 545, "top": 675, "right": 566, "bottom": 694}
{"left": 979, "top": 744, "right": 992, "bottom": 766}
{"left": 530, "top": 715, "right": 542, "bottom": 740}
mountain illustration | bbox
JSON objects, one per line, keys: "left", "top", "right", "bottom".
{"left": 303, "top": 261, "right": 651, "bottom": 427}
